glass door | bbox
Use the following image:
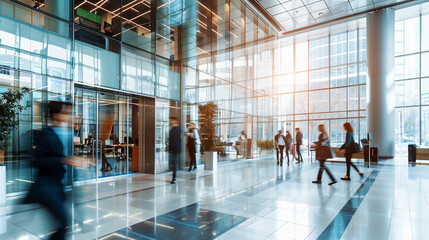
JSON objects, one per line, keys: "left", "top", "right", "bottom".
{"left": 74, "top": 89, "right": 138, "bottom": 182}
{"left": 73, "top": 89, "right": 97, "bottom": 182}
{"left": 155, "top": 99, "right": 170, "bottom": 173}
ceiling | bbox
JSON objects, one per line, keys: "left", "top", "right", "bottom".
{"left": 251, "top": 0, "right": 419, "bottom": 33}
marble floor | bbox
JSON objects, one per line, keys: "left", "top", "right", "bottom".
{"left": 1, "top": 154, "right": 428, "bottom": 240}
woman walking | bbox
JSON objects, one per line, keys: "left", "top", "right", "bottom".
{"left": 312, "top": 125, "right": 336, "bottom": 185}
{"left": 340, "top": 122, "right": 363, "bottom": 181}
{"left": 285, "top": 131, "right": 292, "bottom": 165}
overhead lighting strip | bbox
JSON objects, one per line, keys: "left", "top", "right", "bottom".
{"left": 90, "top": 0, "right": 108, "bottom": 13}
{"left": 196, "top": 1, "right": 223, "bottom": 20}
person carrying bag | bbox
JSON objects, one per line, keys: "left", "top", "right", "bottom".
{"left": 339, "top": 122, "right": 363, "bottom": 181}
{"left": 312, "top": 124, "right": 337, "bottom": 185}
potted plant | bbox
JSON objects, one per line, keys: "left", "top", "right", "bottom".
{"left": 199, "top": 102, "right": 219, "bottom": 171}
{"left": 0, "top": 87, "right": 29, "bottom": 163}
{"left": 0, "top": 87, "right": 29, "bottom": 203}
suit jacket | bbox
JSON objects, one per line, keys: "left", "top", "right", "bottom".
{"left": 168, "top": 126, "right": 182, "bottom": 153}
{"left": 25, "top": 127, "right": 66, "bottom": 204}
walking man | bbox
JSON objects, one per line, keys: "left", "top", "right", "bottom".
{"left": 169, "top": 117, "right": 182, "bottom": 184}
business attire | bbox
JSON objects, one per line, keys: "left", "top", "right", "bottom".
{"left": 275, "top": 133, "right": 286, "bottom": 166}
{"left": 340, "top": 131, "right": 362, "bottom": 180}
{"left": 296, "top": 131, "right": 303, "bottom": 162}
{"left": 285, "top": 133, "right": 292, "bottom": 164}
{"left": 313, "top": 133, "right": 336, "bottom": 184}
{"left": 25, "top": 127, "right": 69, "bottom": 240}
{"left": 186, "top": 127, "right": 201, "bottom": 171}
{"left": 169, "top": 125, "right": 182, "bottom": 183}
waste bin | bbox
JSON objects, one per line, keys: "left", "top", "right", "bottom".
{"left": 370, "top": 146, "right": 378, "bottom": 162}
{"left": 408, "top": 144, "right": 417, "bottom": 163}
{"left": 363, "top": 145, "right": 370, "bottom": 162}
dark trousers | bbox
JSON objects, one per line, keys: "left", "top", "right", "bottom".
{"left": 296, "top": 144, "right": 303, "bottom": 161}
{"left": 35, "top": 180, "right": 68, "bottom": 240}
{"left": 345, "top": 153, "right": 360, "bottom": 176}
{"left": 277, "top": 145, "right": 285, "bottom": 164}
{"left": 317, "top": 160, "right": 336, "bottom": 182}
{"left": 170, "top": 152, "right": 179, "bottom": 181}
{"left": 188, "top": 143, "right": 197, "bottom": 170}
{"left": 285, "top": 146, "right": 290, "bottom": 163}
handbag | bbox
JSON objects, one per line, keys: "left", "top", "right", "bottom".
{"left": 316, "top": 146, "right": 333, "bottom": 160}
{"left": 353, "top": 142, "right": 362, "bottom": 153}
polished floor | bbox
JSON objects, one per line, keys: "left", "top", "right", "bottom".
{"left": 1, "top": 154, "right": 428, "bottom": 240}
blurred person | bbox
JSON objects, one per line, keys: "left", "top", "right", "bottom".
{"left": 25, "top": 101, "right": 86, "bottom": 240}
{"left": 185, "top": 122, "right": 200, "bottom": 172}
{"left": 285, "top": 130, "right": 292, "bottom": 165}
{"left": 295, "top": 128, "right": 303, "bottom": 163}
{"left": 169, "top": 117, "right": 181, "bottom": 184}
{"left": 274, "top": 130, "right": 286, "bottom": 166}
{"left": 312, "top": 124, "right": 336, "bottom": 185}
{"left": 339, "top": 122, "right": 364, "bottom": 181}
{"left": 239, "top": 130, "right": 247, "bottom": 158}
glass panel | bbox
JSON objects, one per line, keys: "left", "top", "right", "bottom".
{"left": 309, "top": 69, "right": 329, "bottom": 90}
{"left": 359, "top": 29, "right": 367, "bottom": 62}
{"left": 156, "top": 58, "right": 180, "bottom": 100}
{"left": 295, "top": 41, "right": 308, "bottom": 71}
{"left": 348, "top": 31, "right": 357, "bottom": 63}
{"left": 395, "top": 80, "right": 419, "bottom": 107}
{"left": 423, "top": 14, "right": 429, "bottom": 52}
{"left": 121, "top": 45, "right": 155, "bottom": 95}
{"left": 396, "top": 107, "right": 420, "bottom": 155}
{"left": 422, "top": 78, "right": 429, "bottom": 105}
{"left": 331, "top": 88, "right": 347, "bottom": 111}
{"left": 348, "top": 86, "right": 359, "bottom": 111}
{"left": 73, "top": 89, "right": 97, "bottom": 182}
{"left": 330, "top": 33, "right": 347, "bottom": 66}
{"left": 295, "top": 72, "right": 308, "bottom": 91}
{"left": 295, "top": 92, "right": 308, "bottom": 114}
{"left": 395, "top": 54, "right": 420, "bottom": 80}
{"left": 422, "top": 52, "right": 429, "bottom": 77}
{"left": 309, "top": 37, "right": 329, "bottom": 69}
{"left": 422, "top": 106, "right": 429, "bottom": 147}
{"left": 155, "top": 99, "right": 170, "bottom": 173}
{"left": 330, "top": 66, "right": 347, "bottom": 87}
{"left": 309, "top": 90, "right": 329, "bottom": 113}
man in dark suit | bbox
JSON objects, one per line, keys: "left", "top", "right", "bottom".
{"left": 25, "top": 101, "right": 85, "bottom": 240}
{"left": 169, "top": 117, "right": 182, "bottom": 184}
{"left": 275, "top": 130, "right": 286, "bottom": 166}
{"left": 296, "top": 128, "right": 303, "bottom": 163}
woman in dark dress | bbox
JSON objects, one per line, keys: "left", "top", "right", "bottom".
{"left": 340, "top": 122, "right": 363, "bottom": 181}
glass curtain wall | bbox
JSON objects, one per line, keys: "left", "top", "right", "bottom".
{"left": 271, "top": 29, "right": 368, "bottom": 152}
{"left": 395, "top": 12, "right": 429, "bottom": 155}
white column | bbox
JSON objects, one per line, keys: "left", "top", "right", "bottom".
{"left": 366, "top": 8, "right": 395, "bottom": 158}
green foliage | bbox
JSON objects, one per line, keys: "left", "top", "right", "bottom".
{"left": 257, "top": 138, "right": 275, "bottom": 151}
{"left": 198, "top": 102, "right": 219, "bottom": 152}
{"left": 0, "top": 87, "right": 30, "bottom": 151}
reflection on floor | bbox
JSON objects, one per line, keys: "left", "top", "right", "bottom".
{"left": 102, "top": 203, "right": 247, "bottom": 240}
{"left": 1, "top": 154, "right": 429, "bottom": 240}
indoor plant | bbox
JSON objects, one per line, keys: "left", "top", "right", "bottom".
{"left": 198, "top": 101, "right": 219, "bottom": 170}
{"left": 0, "top": 87, "right": 30, "bottom": 165}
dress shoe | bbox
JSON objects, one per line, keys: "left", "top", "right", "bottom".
{"left": 312, "top": 180, "right": 322, "bottom": 184}
{"left": 170, "top": 180, "right": 176, "bottom": 184}
{"left": 358, "top": 172, "right": 364, "bottom": 177}
{"left": 329, "top": 181, "right": 337, "bottom": 185}
{"left": 341, "top": 176, "right": 351, "bottom": 181}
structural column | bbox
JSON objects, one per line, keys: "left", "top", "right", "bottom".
{"left": 366, "top": 8, "right": 395, "bottom": 158}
